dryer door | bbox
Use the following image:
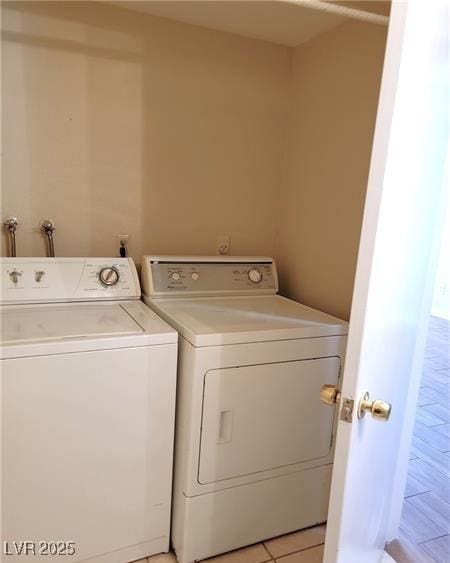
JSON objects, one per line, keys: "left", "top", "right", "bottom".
{"left": 198, "top": 357, "right": 340, "bottom": 484}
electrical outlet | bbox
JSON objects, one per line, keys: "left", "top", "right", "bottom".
{"left": 115, "top": 234, "right": 130, "bottom": 257}
{"left": 217, "top": 235, "right": 230, "bottom": 255}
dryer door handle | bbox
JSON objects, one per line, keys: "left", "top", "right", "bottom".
{"left": 217, "top": 410, "right": 233, "bottom": 444}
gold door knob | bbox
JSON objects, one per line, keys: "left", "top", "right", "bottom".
{"left": 320, "top": 384, "right": 341, "bottom": 407}
{"left": 358, "top": 392, "right": 392, "bottom": 421}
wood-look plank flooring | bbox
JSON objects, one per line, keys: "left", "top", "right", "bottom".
{"left": 387, "top": 316, "right": 450, "bottom": 563}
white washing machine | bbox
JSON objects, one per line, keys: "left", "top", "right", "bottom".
{"left": 141, "top": 256, "right": 348, "bottom": 563}
{"left": 1, "top": 257, "right": 178, "bottom": 563}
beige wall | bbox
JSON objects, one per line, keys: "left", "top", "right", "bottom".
{"left": 1, "top": 2, "right": 387, "bottom": 319}
{"left": 275, "top": 20, "right": 387, "bottom": 320}
{"left": 1, "top": 1, "right": 290, "bottom": 260}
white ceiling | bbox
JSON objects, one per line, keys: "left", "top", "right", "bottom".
{"left": 109, "top": 1, "right": 388, "bottom": 47}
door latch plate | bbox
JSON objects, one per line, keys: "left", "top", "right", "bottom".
{"left": 340, "top": 397, "right": 354, "bottom": 423}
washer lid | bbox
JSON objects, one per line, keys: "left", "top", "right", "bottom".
{"left": 2, "top": 304, "right": 143, "bottom": 344}
{"left": 1, "top": 300, "right": 177, "bottom": 358}
{"left": 145, "top": 294, "right": 348, "bottom": 347}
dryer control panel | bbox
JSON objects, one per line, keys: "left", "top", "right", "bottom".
{"left": 141, "top": 256, "right": 278, "bottom": 297}
{"left": 1, "top": 258, "right": 140, "bottom": 304}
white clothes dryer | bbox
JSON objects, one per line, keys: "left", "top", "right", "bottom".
{"left": 1, "top": 257, "right": 178, "bottom": 563}
{"left": 141, "top": 256, "right": 348, "bottom": 563}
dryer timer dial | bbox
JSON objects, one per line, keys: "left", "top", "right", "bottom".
{"left": 248, "top": 269, "right": 263, "bottom": 284}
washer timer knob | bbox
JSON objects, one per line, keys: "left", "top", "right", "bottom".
{"left": 248, "top": 269, "right": 263, "bottom": 284}
{"left": 99, "top": 266, "right": 120, "bottom": 287}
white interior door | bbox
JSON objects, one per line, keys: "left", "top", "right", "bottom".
{"left": 323, "top": 1, "right": 448, "bottom": 562}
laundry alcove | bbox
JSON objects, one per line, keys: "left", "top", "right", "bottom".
{"left": 1, "top": 0, "right": 390, "bottom": 320}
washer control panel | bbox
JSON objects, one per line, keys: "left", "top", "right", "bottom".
{"left": 1, "top": 258, "right": 140, "bottom": 304}
{"left": 141, "top": 256, "right": 278, "bottom": 297}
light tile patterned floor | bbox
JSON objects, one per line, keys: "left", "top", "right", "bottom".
{"left": 133, "top": 524, "right": 326, "bottom": 563}
{"left": 387, "top": 316, "right": 450, "bottom": 563}
{"left": 135, "top": 318, "right": 448, "bottom": 563}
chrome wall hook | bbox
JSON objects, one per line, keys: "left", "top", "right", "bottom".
{"left": 40, "top": 219, "right": 56, "bottom": 257}
{"left": 3, "top": 217, "right": 19, "bottom": 257}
